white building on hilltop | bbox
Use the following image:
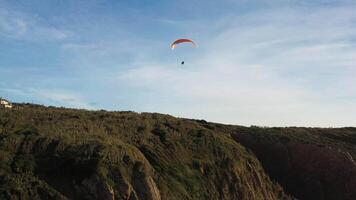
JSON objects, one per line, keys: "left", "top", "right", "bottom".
{"left": 0, "top": 98, "right": 12, "bottom": 109}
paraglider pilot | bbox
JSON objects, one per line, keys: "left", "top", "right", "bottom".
{"left": 171, "top": 39, "right": 196, "bottom": 66}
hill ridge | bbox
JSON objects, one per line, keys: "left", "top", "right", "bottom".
{"left": 1, "top": 103, "right": 355, "bottom": 200}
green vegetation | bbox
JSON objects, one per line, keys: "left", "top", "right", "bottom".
{"left": 1, "top": 103, "right": 355, "bottom": 200}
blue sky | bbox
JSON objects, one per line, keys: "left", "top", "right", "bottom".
{"left": 1, "top": 0, "right": 356, "bottom": 127}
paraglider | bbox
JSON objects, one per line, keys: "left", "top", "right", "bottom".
{"left": 171, "top": 39, "right": 197, "bottom": 50}
{"left": 171, "top": 39, "right": 196, "bottom": 65}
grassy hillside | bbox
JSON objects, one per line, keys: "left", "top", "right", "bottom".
{"left": 1, "top": 103, "right": 355, "bottom": 200}
{"left": 0, "top": 104, "right": 288, "bottom": 200}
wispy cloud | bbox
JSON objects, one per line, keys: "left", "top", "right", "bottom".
{"left": 33, "top": 89, "right": 95, "bottom": 109}
{"left": 0, "top": 8, "right": 71, "bottom": 41}
{"left": 1, "top": 1, "right": 355, "bottom": 127}
{"left": 0, "top": 87, "right": 94, "bottom": 109}
{"left": 118, "top": 5, "right": 356, "bottom": 127}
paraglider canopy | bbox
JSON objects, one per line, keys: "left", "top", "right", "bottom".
{"left": 171, "top": 39, "right": 197, "bottom": 50}
{"left": 171, "top": 38, "right": 196, "bottom": 65}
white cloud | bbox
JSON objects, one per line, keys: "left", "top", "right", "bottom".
{"left": 0, "top": 9, "right": 28, "bottom": 37}
{"left": 1, "top": 2, "right": 355, "bottom": 127}
{"left": 0, "top": 87, "right": 94, "bottom": 109}
{"left": 118, "top": 5, "right": 356, "bottom": 127}
{"left": 32, "top": 89, "right": 94, "bottom": 109}
{"left": 0, "top": 8, "right": 71, "bottom": 41}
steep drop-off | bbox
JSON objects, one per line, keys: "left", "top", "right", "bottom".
{"left": 197, "top": 123, "right": 356, "bottom": 200}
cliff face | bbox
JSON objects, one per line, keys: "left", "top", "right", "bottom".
{"left": 0, "top": 104, "right": 355, "bottom": 200}
{"left": 206, "top": 125, "right": 356, "bottom": 200}
{"left": 0, "top": 104, "right": 288, "bottom": 200}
